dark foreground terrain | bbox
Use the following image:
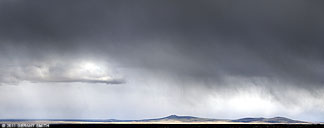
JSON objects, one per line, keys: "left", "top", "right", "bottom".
{"left": 2, "top": 124, "right": 322, "bottom": 128}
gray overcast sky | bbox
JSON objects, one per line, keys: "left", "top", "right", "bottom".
{"left": 0, "top": 0, "right": 324, "bottom": 122}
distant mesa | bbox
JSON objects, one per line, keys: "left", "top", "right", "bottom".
{"left": 139, "top": 115, "right": 225, "bottom": 122}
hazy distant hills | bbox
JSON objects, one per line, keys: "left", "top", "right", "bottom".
{"left": 0, "top": 115, "right": 309, "bottom": 124}
{"left": 133, "top": 115, "right": 307, "bottom": 123}
{"left": 231, "top": 117, "right": 306, "bottom": 123}
{"left": 136, "top": 115, "right": 226, "bottom": 122}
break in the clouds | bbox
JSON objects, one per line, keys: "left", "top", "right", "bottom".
{"left": 0, "top": 0, "right": 324, "bottom": 122}
{"left": 0, "top": 60, "right": 124, "bottom": 85}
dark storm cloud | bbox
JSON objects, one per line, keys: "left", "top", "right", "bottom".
{"left": 1, "top": 0, "right": 324, "bottom": 121}
{"left": 0, "top": 0, "right": 324, "bottom": 88}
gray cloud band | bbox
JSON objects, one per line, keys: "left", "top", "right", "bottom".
{"left": 0, "top": 1, "right": 323, "bottom": 88}
{"left": 0, "top": 62, "right": 125, "bottom": 85}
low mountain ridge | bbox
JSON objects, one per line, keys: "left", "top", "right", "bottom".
{"left": 231, "top": 116, "right": 306, "bottom": 123}
{"left": 0, "top": 115, "right": 309, "bottom": 124}
{"left": 138, "top": 115, "right": 226, "bottom": 122}
{"left": 135, "top": 115, "right": 307, "bottom": 123}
